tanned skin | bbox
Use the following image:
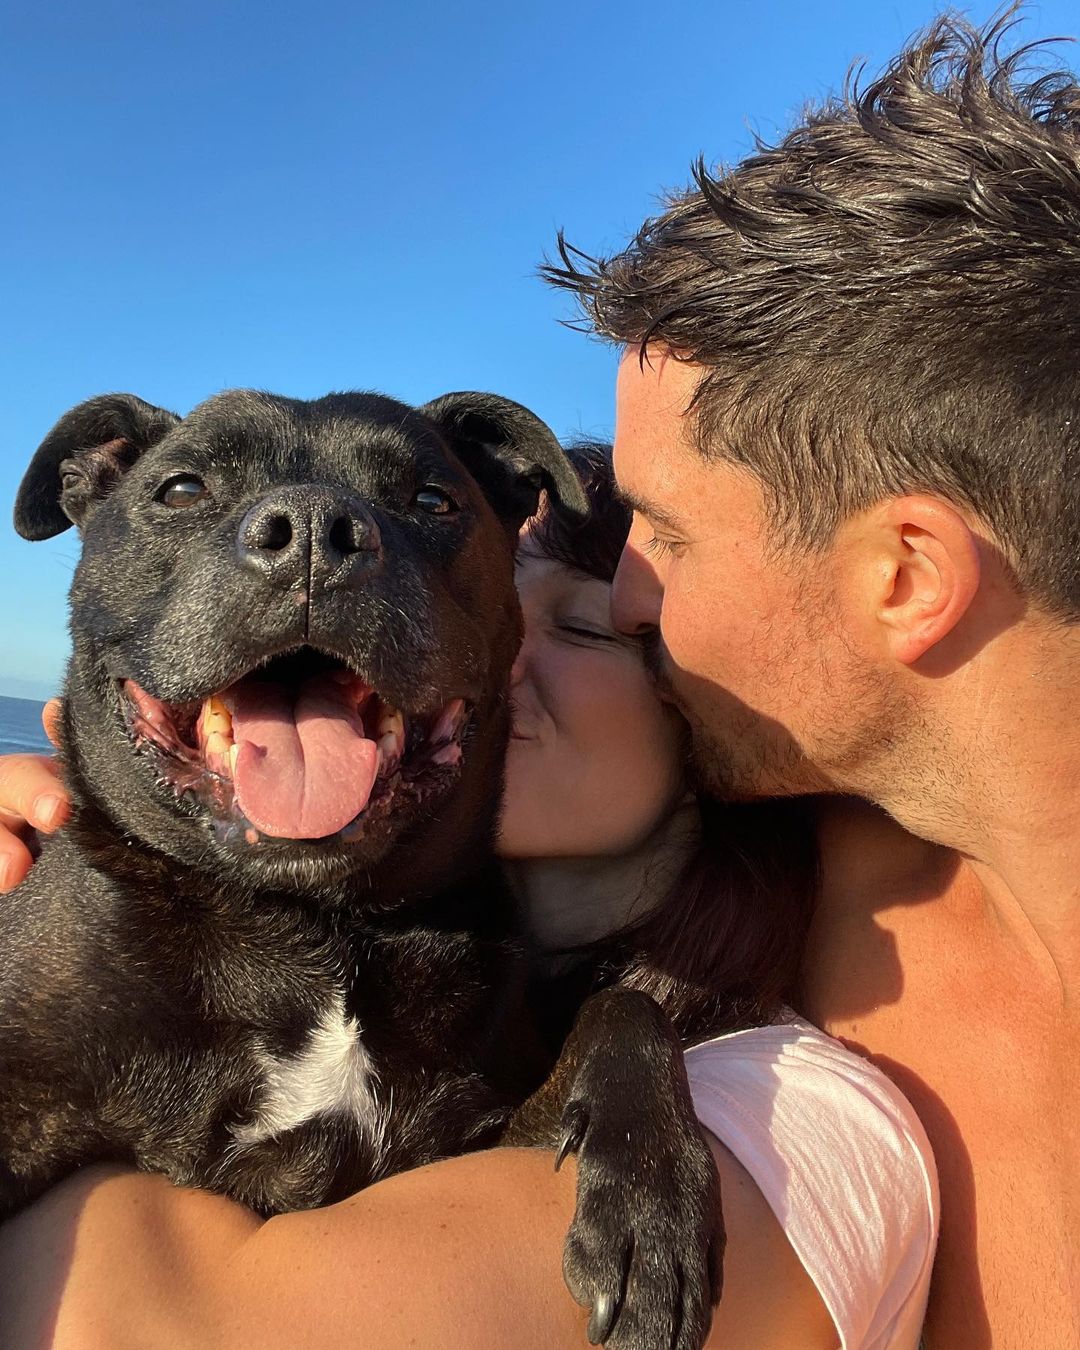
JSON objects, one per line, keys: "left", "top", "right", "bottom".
{"left": 611, "top": 350, "right": 1080, "bottom": 1350}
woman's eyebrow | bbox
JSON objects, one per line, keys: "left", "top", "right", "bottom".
{"left": 614, "top": 485, "right": 685, "bottom": 532}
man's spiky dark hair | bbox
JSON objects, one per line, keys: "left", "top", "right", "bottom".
{"left": 545, "top": 8, "right": 1080, "bottom": 617}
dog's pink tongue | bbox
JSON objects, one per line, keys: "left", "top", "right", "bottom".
{"left": 228, "top": 675, "right": 378, "bottom": 839}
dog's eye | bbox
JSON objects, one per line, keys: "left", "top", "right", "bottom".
{"left": 157, "top": 475, "right": 209, "bottom": 509}
{"left": 412, "top": 487, "right": 456, "bottom": 516}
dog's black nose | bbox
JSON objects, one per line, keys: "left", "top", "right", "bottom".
{"left": 237, "top": 488, "right": 382, "bottom": 590}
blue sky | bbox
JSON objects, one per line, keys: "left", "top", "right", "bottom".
{"left": 2, "top": 0, "right": 1076, "bottom": 699}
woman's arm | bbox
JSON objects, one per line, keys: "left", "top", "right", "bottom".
{"left": 0, "top": 736, "right": 835, "bottom": 1346}
{"left": 0, "top": 1141, "right": 835, "bottom": 1350}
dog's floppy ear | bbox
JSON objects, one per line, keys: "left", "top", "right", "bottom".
{"left": 14, "top": 393, "right": 181, "bottom": 541}
{"left": 420, "top": 392, "right": 589, "bottom": 533}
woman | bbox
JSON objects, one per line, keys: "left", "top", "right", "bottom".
{"left": 0, "top": 443, "right": 936, "bottom": 1350}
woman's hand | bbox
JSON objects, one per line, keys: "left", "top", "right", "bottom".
{"left": 0, "top": 699, "right": 69, "bottom": 892}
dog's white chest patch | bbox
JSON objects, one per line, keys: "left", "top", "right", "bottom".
{"left": 233, "top": 996, "right": 383, "bottom": 1149}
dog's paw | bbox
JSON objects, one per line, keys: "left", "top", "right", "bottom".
{"left": 554, "top": 991, "right": 725, "bottom": 1350}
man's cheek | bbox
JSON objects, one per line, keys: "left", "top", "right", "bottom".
{"left": 662, "top": 592, "right": 709, "bottom": 676}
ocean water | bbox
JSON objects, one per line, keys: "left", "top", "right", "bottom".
{"left": 0, "top": 694, "right": 52, "bottom": 758}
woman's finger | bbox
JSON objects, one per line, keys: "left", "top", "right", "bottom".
{"left": 0, "top": 830, "right": 34, "bottom": 893}
{"left": 42, "top": 698, "right": 63, "bottom": 749}
{"left": 0, "top": 754, "right": 69, "bottom": 833}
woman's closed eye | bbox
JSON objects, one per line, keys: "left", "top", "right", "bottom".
{"left": 556, "top": 620, "right": 617, "bottom": 645}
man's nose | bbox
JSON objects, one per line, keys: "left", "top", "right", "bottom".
{"left": 612, "top": 533, "right": 664, "bottom": 637}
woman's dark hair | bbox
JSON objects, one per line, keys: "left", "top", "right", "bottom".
{"left": 530, "top": 441, "right": 817, "bottom": 1041}
{"left": 529, "top": 438, "right": 631, "bottom": 585}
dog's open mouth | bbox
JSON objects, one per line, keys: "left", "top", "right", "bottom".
{"left": 121, "top": 649, "right": 469, "bottom": 843}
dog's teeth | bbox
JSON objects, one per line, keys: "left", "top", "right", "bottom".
{"left": 429, "top": 698, "right": 465, "bottom": 746}
{"left": 196, "top": 696, "right": 236, "bottom": 777}
{"left": 202, "top": 729, "right": 239, "bottom": 778}
{"left": 376, "top": 705, "right": 404, "bottom": 737}
{"left": 376, "top": 707, "right": 405, "bottom": 764}
{"left": 378, "top": 730, "right": 402, "bottom": 770}
{"left": 198, "top": 696, "right": 233, "bottom": 745}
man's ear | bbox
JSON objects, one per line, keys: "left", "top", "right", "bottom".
{"left": 419, "top": 391, "right": 589, "bottom": 535}
{"left": 14, "top": 393, "right": 181, "bottom": 541}
{"left": 869, "top": 495, "right": 982, "bottom": 665}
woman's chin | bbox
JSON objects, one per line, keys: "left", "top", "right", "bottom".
{"left": 494, "top": 772, "right": 541, "bottom": 860}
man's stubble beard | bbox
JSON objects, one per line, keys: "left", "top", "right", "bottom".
{"left": 646, "top": 626, "right": 919, "bottom": 805}
{"left": 682, "top": 697, "right": 829, "bottom": 801}
{"left": 643, "top": 633, "right": 823, "bottom": 801}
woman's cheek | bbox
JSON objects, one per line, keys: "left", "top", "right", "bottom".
{"left": 631, "top": 696, "right": 687, "bottom": 807}
{"left": 496, "top": 744, "right": 553, "bottom": 857}
{"left": 585, "top": 680, "right": 682, "bottom": 828}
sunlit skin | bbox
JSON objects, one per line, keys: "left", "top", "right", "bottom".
{"left": 498, "top": 537, "right": 698, "bottom": 949}
{"left": 609, "top": 346, "right": 1080, "bottom": 1350}
{"left": 0, "top": 533, "right": 834, "bottom": 1350}
{"left": 610, "top": 350, "right": 917, "bottom": 802}
{"left": 7, "top": 343, "right": 1070, "bottom": 1348}
{"left": 500, "top": 538, "right": 686, "bottom": 861}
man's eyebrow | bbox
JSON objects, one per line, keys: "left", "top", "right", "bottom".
{"left": 615, "top": 485, "right": 684, "bottom": 532}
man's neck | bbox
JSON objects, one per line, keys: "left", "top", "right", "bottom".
{"left": 874, "top": 631, "right": 1080, "bottom": 993}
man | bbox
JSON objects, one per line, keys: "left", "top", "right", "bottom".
{"left": 546, "top": 12, "right": 1080, "bottom": 1348}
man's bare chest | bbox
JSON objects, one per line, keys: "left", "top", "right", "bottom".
{"left": 803, "top": 870, "right": 1080, "bottom": 1349}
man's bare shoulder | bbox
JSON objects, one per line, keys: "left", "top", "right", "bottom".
{"left": 804, "top": 808, "right": 1080, "bottom": 1350}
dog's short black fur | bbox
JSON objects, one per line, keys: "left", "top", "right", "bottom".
{"left": 3, "top": 389, "right": 722, "bottom": 1349}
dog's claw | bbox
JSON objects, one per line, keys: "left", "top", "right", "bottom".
{"left": 554, "top": 1100, "right": 588, "bottom": 1172}
{"left": 587, "top": 1288, "right": 618, "bottom": 1345}
{"left": 554, "top": 990, "right": 724, "bottom": 1350}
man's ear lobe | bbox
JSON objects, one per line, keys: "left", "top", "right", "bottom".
{"left": 874, "top": 497, "right": 981, "bottom": 665}
{"left": 14, "top": 393, "right": 180, "bottom": 541}
{"left": 419, "top": 391, "right": 589, "bottom": 534}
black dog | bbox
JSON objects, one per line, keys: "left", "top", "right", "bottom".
{"left": 4, "top": 389, "right": 722, "bottom": 1348}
